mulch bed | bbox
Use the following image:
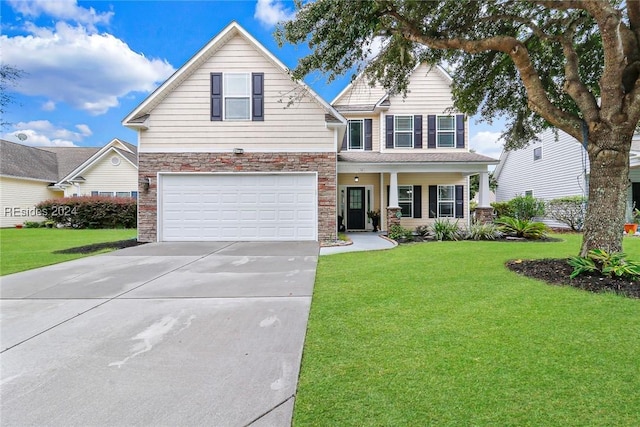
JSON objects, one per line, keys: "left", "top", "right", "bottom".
{"left": 506, "top": 258, "right": 640, "bottom": 299}
{"left": 54, "top": 239, "right": 143, "bottom": 254}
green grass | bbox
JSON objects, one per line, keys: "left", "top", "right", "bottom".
{"left": 0, "top": 228, "right": 137, "bottom": 276}
{"left": 294, "top": 234, "right": 640, "bottom": 426}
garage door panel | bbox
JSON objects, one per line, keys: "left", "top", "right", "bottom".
{"left": 161, "top": 174, "right": 317, "bottom": 241}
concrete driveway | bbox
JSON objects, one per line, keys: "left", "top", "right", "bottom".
{"left": 0, "top": 241, "right": 318, "bottom": 427}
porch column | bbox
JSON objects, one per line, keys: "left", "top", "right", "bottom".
{"left": 476, "top": 171, "right": 493, "bottom": 223}
{"left": 387, "top": 172, "right": 402, "bottom": 228}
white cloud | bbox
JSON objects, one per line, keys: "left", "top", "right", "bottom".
{"left": 254, "top": 0, "right": 294, "bottom": 27}
{"left": 2, "top": 120, "right": 94, "bottom": 146}
{"left": 7, "top": 0, "right": 113, "bottom": 30}
{"left": 41, "top": 100, "right": 56, "bottom": 111}
{"left": 470, "top": 131, "right": 504, "bottom": 159}
{"left": 2, "top": 22, "right": 175, "bottom": 115}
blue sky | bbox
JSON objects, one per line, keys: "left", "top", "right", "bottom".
{"left": 1, "top": 0, "right": 504, "bottom": 158}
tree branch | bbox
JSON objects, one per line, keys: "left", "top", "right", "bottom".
{"left": 385, "top": 8, "right": 583, "bottom": 139}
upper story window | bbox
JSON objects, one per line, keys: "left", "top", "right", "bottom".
{"left": 437, "top": 116, "right": 456, "bottom": 148}
{"left": 426, "top": 114, "right": 465, "bottom": 149}
{"left": 343, "top": 119, "right": 372, "bottom": 151}
{"left": 211, "top": 72, "right": 263, "bottom": 122}
{"left": 348, "top": 120, "right": 364, "bottom": 150}
{"left": 224, "top": 73, "right": 251, "bottom": 120}
{"left": 385, "top": 115, "right": 422, "bottom": 149}
{"left": 395, "top": 116, "right": 414, "bottom": 148}
{"left": 533, "top": 147, "right": 542, "bottom": 161}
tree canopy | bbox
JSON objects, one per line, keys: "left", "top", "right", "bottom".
{"left": 277, "top": 0, "right": 639, "bottom": 149}
{"left": 0, "top": 64, "right": 24, "bottom": 129}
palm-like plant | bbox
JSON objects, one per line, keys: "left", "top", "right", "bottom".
{"left": 495, "top": 217, "right": 549, "bottom": 240}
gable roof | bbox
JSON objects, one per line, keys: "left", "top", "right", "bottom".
{"left": 123, "top": 21, "right": 345, "bottom": 128}
{"left": 331, "top": 63, "right": 453, "bottom": 112}
{"left": 0, "top": 138, "right": 136, "bottom": 184}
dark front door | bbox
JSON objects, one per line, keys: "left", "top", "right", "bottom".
{"left": 347, "top": 187, "right": 366, "bottom": 230}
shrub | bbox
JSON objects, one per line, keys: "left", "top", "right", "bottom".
{"left": 466, "top": 222, "right": 503, "bottom": 240}
{"left": 546, "top": 196, "right": 587, "bottom": 231}
{"left": 490, "top": 201, "right": 513, "bottom": 219}
{"left": 495, "top": 216, "right": 549, "bottom": 239}
{"left": 431, "top": 218, "right": 463, "bottom": 241}
{"left": 509, "top": 195, "right": 546, "bottom": 220}
{"left": 37, "top": 196, "right": 136, "bottom": 229}
{"left": 23, "top": 221, "right": 42, "bottom": 228}
{"left": 568, "top": 249, "right": 640, "bottom": 280}
{"left": 388, "top": 224, "right": 413, "bottom": 241}
{"left": 414, "top": 225, "right": 431, "bottom": 238}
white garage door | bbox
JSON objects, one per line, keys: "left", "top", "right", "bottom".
{"left": 160, "top": 173, "right": 317, "bottom": 241}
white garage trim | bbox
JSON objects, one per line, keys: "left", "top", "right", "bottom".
{"left": 157, "top": 172, "right": 318, "bottom": 241}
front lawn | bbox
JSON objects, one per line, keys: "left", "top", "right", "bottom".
{"left": 0, "top": 228, "right": 137, "bottom": 276}
{"left": 294, "top": 234, "right": 640, "bottom": 426}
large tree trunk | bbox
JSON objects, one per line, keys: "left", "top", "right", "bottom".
{"left": 580, "top": 128, "right": 633, "bottom": 256}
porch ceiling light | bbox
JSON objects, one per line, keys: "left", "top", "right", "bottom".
{"left": 354, "top": 175, "right": 359, "bottom": 182}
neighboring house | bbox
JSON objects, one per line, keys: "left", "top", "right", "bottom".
{"left": 0, "top": 138, "right": 138, "bottom": 228}
{"left": 494, "top": 128, "right": 640, "bottom": 223}
{"left": 123, "top": 22, "right": 497, "bottom": 243}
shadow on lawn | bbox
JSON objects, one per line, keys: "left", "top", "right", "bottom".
{"left": 54, "top": 239, "right": 143, "bottom": 254}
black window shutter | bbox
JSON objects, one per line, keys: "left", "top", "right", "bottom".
{"left": 385, "top": 115, "right": 394, "bottom": 148}
{"left": 414, "top": 115, "right": 423, "bottom": 149}
{"left": 413, "top": 185, "right": 422, "bottom": 218}
{"left": 364, "top": 119, "right": 373, "bottom": 151}
{"left": 456, "top": 114, "right": 465, "bottom": 148}
{"left": 428, "top": 185, "right": 437, "bottom": 218}
{"left": 386, "top": 185, "right": 390, "bottom": 208}
{"left": 252, "top": 72, "right": 264, "bottom": 121}
{"left": 427, "top": 115, "right": 436, "bottom": 148}
{"left": 455, "top": 185, "right": 464, "bottom": 218}
{"left": 211, "top": 73, "right": 222, "bottom": 121}
{"left": 341, "top": 130, "right": 347, "bottom": 151}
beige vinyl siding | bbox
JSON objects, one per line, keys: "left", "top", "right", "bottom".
{"left": 140, "top": 34, "right": 335, "bottom": 153}
{"left": 333, "top": 76, "right": 387, "bottom": 106}
{"left": 495, "top": 129, "right": 589, "bottom": 203}
{"left": 0, "top": 177, "right": 61, "bottom": 227}
{"left": 379, "top": 65, "right": 467, "bottom": 152}
{"left": 65, "top": 153, "right": 138, "bottom": 197}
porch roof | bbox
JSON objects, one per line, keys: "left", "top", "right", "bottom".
{"left": 338, "top": 151, "right": 499, "bottom": 164}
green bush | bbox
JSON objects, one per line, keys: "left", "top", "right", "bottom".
{"left": 466, "top": 222, "right": 503, "bottom": 240}
{"left": 568, "top": 249, "right": 640, "bottom": 279}
{"left": 23, "top": 221, "right": 42, "bottom": 228}
{"left": 495, "top": 217, "right": 549, "bottom": 239}
{"left": 37, "top": 196, "right": 136, "bottom": 229}
{"left": 546, "top": 196, "right": 587, "bottom": 231}
{"left": 431, "top": 218, "right": 463, "bottom": 241}
{"left": 490, "top": 201, "right": 513, "bottom": 219}
{"left": 509, "top": 195, "right": 546, "bottom": 220}
{"left": 388, "top": 224, "right": 413, "bottom": 241}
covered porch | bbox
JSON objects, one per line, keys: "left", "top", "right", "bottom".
{"left": 337, "top": 152, "right": 498, "bottom": 232}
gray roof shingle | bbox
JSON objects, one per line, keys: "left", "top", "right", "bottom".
{"left": 0, "top": 140, "right": 59, "bottom": 181}
{"left": 338, "top": 151, "right": 499, "bottom": 164}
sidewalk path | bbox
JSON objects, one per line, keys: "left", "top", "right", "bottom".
{"left": 320, "top": 232, "right": 397, "bottom": 255}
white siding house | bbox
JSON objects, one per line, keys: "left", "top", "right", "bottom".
{"left": 495, "top": 128, "right": 640, "bottom": 224}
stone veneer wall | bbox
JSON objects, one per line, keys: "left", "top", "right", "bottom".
{"left": 138, "top": 152, "right": 337, "bottom": 243}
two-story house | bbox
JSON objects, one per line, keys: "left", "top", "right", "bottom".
{"left": 123, "top": 22, "right": 497, "bottom": 243}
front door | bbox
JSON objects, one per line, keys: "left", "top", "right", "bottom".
{"left": 347, "top": 187, "right": 366, "bottom": 230}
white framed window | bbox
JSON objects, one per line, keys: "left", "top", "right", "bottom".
{"left": 395, "top": 115, "right": 413, "bottom": 148}
{"left": 525, "top": 190, "right": 534, "bottom": 197}
{"left": 398, "top": 185, "right": 413, "bottom": 217}
{"left": 348, "top": 120, "right": 364, "bottom": 150}
{"left": 437, "top": 115, "right": 455, "bottom": 148}
{"left": 533, "top": 147, "right": 542, "bottom": 161}
{"left": 438, "top": 185, "right": 455, "bottom": 217}
{"left": 224, "top": 73, "right": 251, "bottom": 120}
